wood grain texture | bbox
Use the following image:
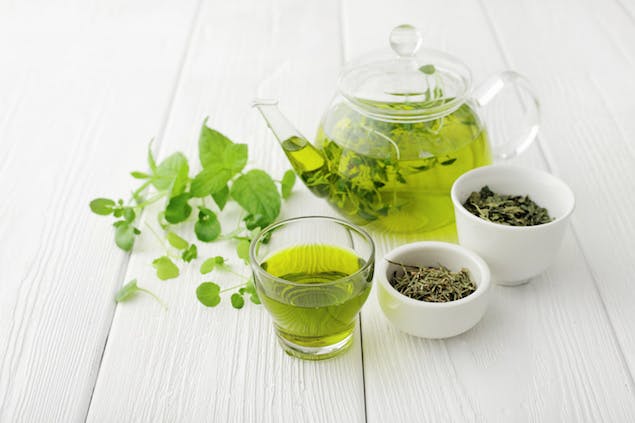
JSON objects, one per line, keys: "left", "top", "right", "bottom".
{"left": 87, "top": 1, "right": 366, "bottom": 422}
{"left": 3, "top": 0, "right": 635, "bottom": 421}
{"left": 0, "top": 1, "right": 199, "bottom": 421}
{"left": 479, "top": 0, "right": 635, "bottom": 379}
{"left": 342, "top": 0, "right": 635, "bottom": 421}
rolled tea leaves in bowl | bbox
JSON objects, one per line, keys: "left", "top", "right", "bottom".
{"left": 462, "top": 186, "right": 553, "bottom": 226}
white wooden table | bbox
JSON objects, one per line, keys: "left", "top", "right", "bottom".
{"left": 2, "top": 0, "right": 635, "bottom": 421}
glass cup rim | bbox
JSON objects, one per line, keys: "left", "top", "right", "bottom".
{"left": 249, "top": 215, "right": 376, "bottom": 287}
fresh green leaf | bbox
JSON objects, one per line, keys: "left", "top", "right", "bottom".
{"left": 243, "top": 213, "right": 268, "bottom": 230}
{"left": 130, "top": 171, "right": 150, "bottom": 179}
{"left": 115, "top": 279, "right": 139, "bottom": 302}
{"left": 419, "top": 64, "right": 436, "bottom": 75}
{"left": 230, "top": 170, "right": 281, "bottom": 228}
{"left": 212, "top": 185, "right": 230, "bottom": 210}
{"left": 123, "top": 208, "right": 136, "bottom": 223}
{"left": 281, "top": 170, "right": 296, "bottom": 199}
{"left": 132, "top": 191, "right": 145, "bottom": 205}
{"left": 190, "top": 165, "right": 232, "bottom": 198}
{"left": 168, "top": 154, "right": 190, "bottom": 196}
{"left": 236, "top": 239, "right": 250, "bottom": 264}
{"left": 114, "top": 220, "right": 136, "bottom": 251}
{"left": 222, "top": 143, "right": 248, "bottom": 174}
{"left": 147, "top": 141, "right": 158, "bottom": 173}
{"left": 165, "top": 193, "right": 192, "bottom": 224}
{"left": 260, "top": 230, "right": 273, "bottom": 245}
{"left": 196, "top": 282, "right": 221, "bottom": 307}
{"left": 91, "top": 123, "right": 277, "bottom": 312}
{"left": 166, "top": 231, "right": 189, "bottom": 250}
{"left": 244, "top": 279, "right": 261, "bottom": 304}
{"left": 195, "top": 207, "right": 221, "bottom": 242}
{"left": 157, "top": 211, "right": 169, "bottom": 230}
{"left": 199, "top": 121, "right": 233, "bottom": 168}
{"left": 244, "top": 278, "right": 257, "bottom": 294}
{"left": 112, "top": 200, "right": 124, "bottom": 218}
{"left": 231, "top": 293, "right": 245, "bottom": 309}
{"left": 248, "top": 227, "right": 262, "bottom": 240}
{"left": 152, "top": 256, "right": 179, "bottom": 280}
{"left": 152, "top": 152, "right": 189, "bottom": 196}
{"left": 90, "top": 198, "right": 116, "bottom": 215}
{"left": 192, "top": 139, "right": 245, "bottom": 198}
{"left": 115, "top": 279, "right": 166, "bottom": 308}
{"left": 200, "top": 256, "right": 225, "bottom": 274}
{"left": 181, "top": 244, "right": 198, "bottom": 262}
{"left": 200, "top": 260, "right": 214, "bottom": 275}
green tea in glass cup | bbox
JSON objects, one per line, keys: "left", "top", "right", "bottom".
{"left": 249, "top": 216, "right": 375, "bottom": 360}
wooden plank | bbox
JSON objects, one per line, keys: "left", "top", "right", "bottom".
{"left": 86, "top": 1, "right": 366, "bottom": 422}
{"left": 480, "top": 0, "right": 635, "bottom": 389}
{"left": 0, "top": 1, "right": 199, "bottom": 421}
{"left": 342, "top": 0, "right": 635, "bottom": 420}
{"left": 618, "top": 0, "right": 635, "bottom": 23}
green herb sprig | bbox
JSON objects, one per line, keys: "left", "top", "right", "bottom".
{"left": 115, "top": 279, "right": 167, "bottom": 309}
{"left": 388, "top": 261, "right": 476, "bottom": 302}
{"left": 90, "top": 119, "right": 296, "bottom": 308}
{"left": 462, "top": 186, "right": 553, "bottom": 226}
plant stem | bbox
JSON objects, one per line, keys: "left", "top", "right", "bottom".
{"left": 144, "top": 221, "right": 170, "bottom": 255}
{"left": 226, "top": 268, "right": 249, "bottom": 280}
{"left": 134, "top": 192, "right": 167, "bottom": 209}
{"left": 218, "top": 227, "right": 245, "bottom": 241}
{"left": 138, "top": 288, "right": 168, "bottom": 310}
{"left": 219, "top": 282, "right": 247, "bottom": 294}
{"left": 131, "top": 180, "right": 152, "bottom": 201}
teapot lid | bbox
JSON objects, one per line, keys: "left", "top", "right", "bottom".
{"left": 338, "top": 25, "right": 472, "bottom": 121}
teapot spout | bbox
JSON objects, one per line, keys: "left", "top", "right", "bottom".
{"left": 252, "top": 99, "right": 301, "bottom": 145}
{"left": 252, "top": 99, "right": 329, "bottom": 197}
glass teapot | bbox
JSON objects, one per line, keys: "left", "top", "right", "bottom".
{"left": 254, "top": 24, "right": 539, "bottom": 233}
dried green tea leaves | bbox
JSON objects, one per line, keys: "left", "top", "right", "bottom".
{"left": 388, "top": 261, "right": 476, "bottom": 302}
{"left": 463, "top": 186, "right": 553, "bottom": 226}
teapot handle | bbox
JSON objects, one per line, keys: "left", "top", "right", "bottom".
{"left": 472, "top": 71, "right": 540, "bottom": 160}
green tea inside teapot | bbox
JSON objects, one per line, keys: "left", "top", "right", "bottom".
{"left": 254, "top": 24, "right": 539, "bottom": 233}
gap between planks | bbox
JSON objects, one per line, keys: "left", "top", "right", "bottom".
{"left": 338, "top": 2, "right": 370, "bottom": 421}
{"left": 82, "top": 0, "right": 206, "bottom": 420}
{"left": 476, "top": 0, "right": 635, "bottom": 393}
{"left": 615, "top": 0, "right": 635, "bottom": 26}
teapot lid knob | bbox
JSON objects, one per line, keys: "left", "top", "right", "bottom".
{"left": 389, "top": 24, "right": 422, "bottom": 57}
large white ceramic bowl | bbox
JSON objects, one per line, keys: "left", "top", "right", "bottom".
{"left": 377, "top": 241, "right": 491, "bottom": 339}
{"left": 451, "top": 165, "right": 575, "bottom": 286}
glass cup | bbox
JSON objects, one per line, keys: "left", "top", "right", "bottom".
{"left": 249, "top": 216, "right": 375, "bottom": 360}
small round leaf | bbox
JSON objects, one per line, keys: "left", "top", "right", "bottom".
{"left": 114, "top": 221, "right": 136, "bottom": 251}
{"left": 195, "top": 209, "right": 221, "bottom": 242}
{"left": 196, "top": 282, "right": 221, "bottom": 307}
{"left": 166, "top": 231, "right": 189, "bottom": 250}
{"left": 152, "top": 256, "right": 179, "bottom": 280}
{"left": 165, "top": 193, "right": 192, "bottom": 224}
{"left": 231, "top": 293, "right": 245, "bottom": 309}
{"left": 90, "top": 198, "right": 116, "bottom": 215}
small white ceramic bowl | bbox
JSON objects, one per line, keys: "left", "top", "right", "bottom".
{"left": 451, "top": 165, "right": 575, "bottom": 286}
{"left": 377, "top": 241, "right": 491, "bottom": 339}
